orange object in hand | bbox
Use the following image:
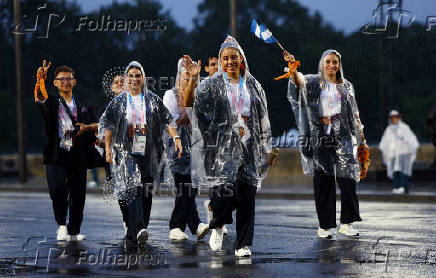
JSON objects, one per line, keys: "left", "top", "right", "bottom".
{"left": 274, "top": 60, "right": 301, "bottom": 81}
{"left": 358, "top": 144, "right": 370, "bottom": 179}
{"left": 34, "top": 71, "right": 48, "bottom": 102}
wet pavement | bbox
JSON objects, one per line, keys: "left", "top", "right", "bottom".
{"left": 0, "top": 192, "right": 435, "bottom": 277}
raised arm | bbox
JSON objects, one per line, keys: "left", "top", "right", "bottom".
{"left": 34, "top": 59, "right": 51, "bottom": 102}
{"left": 181, "top": 55, "right": 201, "bottom": 107}
{"left": 283, "top": 51, "right": 304, "bottom": 88}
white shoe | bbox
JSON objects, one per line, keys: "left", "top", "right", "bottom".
{"left": 196, "top": 223, "right": 210, "bottom": 240}
{"left": 392, "top": 188, "right": 399, "bottom": 194}
{"left": 222, "top": 225, "right": 228, "bottom": 235}
{"left": 204, "top": 200, "right": 213, "bottom": 224}
{"left": 67, "top": 234, "right": 86, "bottom": 241}
{"left": 204, "top": 200, "right": 228, "bottom": 235}
{"left": 56, "top": 225, "right": 68, "bottom": 241}
{"left": 137, "top": 229, "right": 149, "bottom": 245}
{"left": 397, "top": 187, "right": 405, "bottom": 194}
{"left": 338, "top": 224, "right": 359, "bottom": 236}
{"left": 317, "top": 227, "right": 333, "bottom": 239}
{"left": 169, "top": 228, "right": 188, "bottom": 240}
{"left": 235, "top": 246, "right": 251, "bottom": 257}
{"left": 209, "top": 228, "right": 223, "bottom": 251}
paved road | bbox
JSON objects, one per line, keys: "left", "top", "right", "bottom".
{"left": 0, "top": 192, "right": 435, "bottom": 277}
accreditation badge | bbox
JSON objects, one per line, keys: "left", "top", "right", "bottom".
{"left": 132, "top": 124, "right": 147, "bottom": 156}
{"left": 60, "top": 131, "right": 73, "bottom": 151}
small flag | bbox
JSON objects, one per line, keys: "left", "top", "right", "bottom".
{"left": 250, "top": 19, "right": 277, "bottom": 44}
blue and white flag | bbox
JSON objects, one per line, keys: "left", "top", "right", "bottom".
{"left": 250, "top": 19, "right": 277, "bottom": 44}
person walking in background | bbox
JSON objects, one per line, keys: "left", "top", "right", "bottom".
{"left": 204, "top": 53, "right": 219, "bottom": 78}
{"left": 163, "top": 58, "right": 210, "bottom": 241}
{"left": 379, "top": 110, "right": 419, "bottom": 194}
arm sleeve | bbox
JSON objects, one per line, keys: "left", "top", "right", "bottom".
{"left": 163, "top": 90, "right": 180, "bottom": 120}
{"left": 347, "top": 83, "right": 365, "bottom": 138}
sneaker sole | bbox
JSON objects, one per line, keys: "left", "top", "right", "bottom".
{"left": 197, "top": 227, "right": 210, "bottom": 240}
{"left": 317, "top": 234, "right": 333, "bottom": 239}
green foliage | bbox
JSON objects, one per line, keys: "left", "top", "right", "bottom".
{"left": 0, "top": 0, "right": 434, "bottom": 153}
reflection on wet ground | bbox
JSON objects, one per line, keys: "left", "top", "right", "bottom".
{"left": 0, "top": 193, "right": 435, "bottom": 277}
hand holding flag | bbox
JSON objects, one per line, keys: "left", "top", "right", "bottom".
{"left": 250, "top": 19, "right": 300, "bottom": 81}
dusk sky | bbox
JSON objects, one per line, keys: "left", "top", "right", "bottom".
{"left": 79, "top": 0, "right": 436, "bottom": 34}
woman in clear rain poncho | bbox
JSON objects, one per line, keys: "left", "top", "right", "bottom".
{"left": 162, "top": 58, "right": 210, "bottom": 241}
{"left": 182, "top": 36, "right": 275, "bottom": 257}
{"left": 379, "top": 110, "right": 419, "bottom": 194}
{"left": 99, "top": 61, "right": 182, "bottom": 245}
{"left": 284, "top": 49, "right": 366, "bottom": 239}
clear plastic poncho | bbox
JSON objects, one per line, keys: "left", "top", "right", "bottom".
{"left": 287, "top": 50, "right": 364, "bottom": 182}
{"left": 379, "top": 117, "right": 419, "bottom": 179}
{"left": 162, "top": 58, "right": 195, "bottom": 177}
{"left": 190, "top": 35, "right": 272, "bottom": 189}
{"left": 99, "top": 61, "right": 174, "bottom": 202}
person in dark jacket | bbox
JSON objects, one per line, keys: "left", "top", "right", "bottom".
{"left": 34, "top": 60, "right": 98, "bottom": 241}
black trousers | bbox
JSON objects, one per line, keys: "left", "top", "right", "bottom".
{"left": 313, "top": 170, "right": 362, "bottom": 229}
{"left": 124, "top": 183, "right": 153, "bottom": 243}
{"left": 209, "top": 179, "right": 257, "bottom": 250}
{"left": 169, "top": 173, "right": 201, "bottom": 234}
{"left": 46, "top": 159, "right": 87, "bottom": 235}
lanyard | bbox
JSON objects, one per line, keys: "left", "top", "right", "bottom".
{"left": 224, "top": 73, "right": 244, "bottom": 114}
{"left": 59, "top": 96, "right": 77, "bottom": 127}
{"left": 128, "top": 92, "right": 146, "bottom": 124}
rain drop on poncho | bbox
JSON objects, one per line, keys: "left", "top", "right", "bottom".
{"left": 287, "top": 50, "right": 364, "bottom": 182}
{"left": 190, "top": 35, "right": 272, "bottom": 188}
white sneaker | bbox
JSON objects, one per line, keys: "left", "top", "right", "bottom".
{"left": 196, "top": 223, "right": 210, "bottom": 240}
{"left": 204, "top": 200, "right": 213, "bottom": 223}
{"left": 222, "top": 225, "right": 228, "bottom": 235}
{"left": 169, "top": 228, "right": 188, "bottom": 240}
{"left": 137, "top": 229, "right": 149, "bottom": 245}
{"left": 235, "top": 246, "right": 251, "bottom": 257}
{"left": 338, "top": 224, "right": 359, "bottom": 236}
{"left": 397, "top": 187, "right": 405, "bottom": 194}
{"left": 392, "top": 188, "right": 400, "bottom": 194}
{"left": 209, "top": 228, "right": 223, "bottom": 251}
{"left": 56, "top": 225, "right": 68, "bottom": 241}
{"left": 67, "top": 234, "right": 86, "bottom": 241}
{"left": 317, "top": 227, "right": 333, "bottom": 239}
{"left": 204, "top": 200, "right": 228, "bottom": 235}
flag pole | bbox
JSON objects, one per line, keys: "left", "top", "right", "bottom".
{"left": 276, "top": 40, "right": 285, "bottom": 51}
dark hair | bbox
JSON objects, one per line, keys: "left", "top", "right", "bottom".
{"left": 54, "top": 65, "right": 75, "bottom": 78}
{"left": 127, "top": 66, "right": 143, "bottom": 76}
{"left": 206, "top": 54, "right": 218, "bottom": 66}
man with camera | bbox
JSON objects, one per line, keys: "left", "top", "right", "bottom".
{"left": 34, "top": 60, "right": 98, "bottom": 241}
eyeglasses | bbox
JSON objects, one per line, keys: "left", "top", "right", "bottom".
{"left": 55, "top": 77, "right": 75, "bottom": 83}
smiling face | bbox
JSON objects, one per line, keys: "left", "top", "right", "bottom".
{"left": 220, "top": 47, "right": 243, "bottom": 76}
{"left": 126, "top": 67, "right": 144, "bottom": 94}
{"left": 322, "top": 53, "right": 340, "bottom": 77}
{"left": 53, "top": 72, "right": 76, "bottom": 94}
{"left": 111, "top": 75, "right": 124, "bottom": 96}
